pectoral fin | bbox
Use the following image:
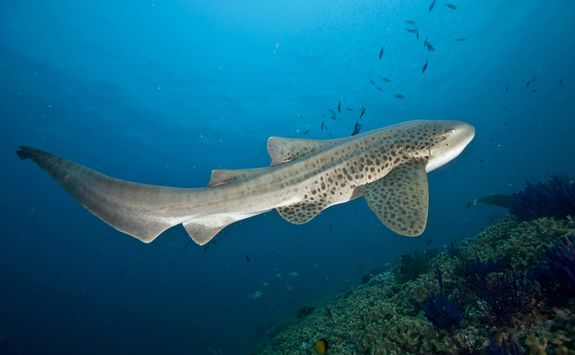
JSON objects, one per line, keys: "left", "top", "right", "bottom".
{"left": 360, "top": 160, "right": 429, "bottom": 236}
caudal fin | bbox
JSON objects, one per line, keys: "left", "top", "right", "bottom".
{"left": 17, "top": 146, "right": 201, "bottom": 243}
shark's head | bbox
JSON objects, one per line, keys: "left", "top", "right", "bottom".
{"left": 423, "top": 120, "right": 475, "bottom": 172}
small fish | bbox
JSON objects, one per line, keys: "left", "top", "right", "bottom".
{"left": 423, "top": 38, "right": 435, "bottom": 52}
{"left": 345, "top": 107, "right": 353, "bottom": 112}
{"left": 532, "top": 77, "right": 537, "bottom": 83}
{"left": 324, "top": 307, "right": 332, "bottom": 318}
{"left": 560, "top": 78, "right": 564, "bottom": 86}
{"left": 378, "top": 48, "right": 384, "bottom": 60}
{"left": 203, "top": 244, "right": 209, "bottom": 252}
{"left": 421, "top": 59, "right": 428, "bottom": 73}
{"left": 288, "top": 271, "right": 299, "bottom": 277}
{"left": 245, "top": 255, "right": 251, "bottom": 263}
{"left": 525, "top": 80, "right": 531, "bottom": 88}
{"left": 445, "top": 3, "right": 457, "bottom": 9}
{"left": 303, "top": 130, "right": 309, "bottom": 135}
{"left": 328, "top": 108, "right": 337, "bottom": 120}
{"left": 404, "top": 28, "right": 421, "bottom": 40}
{"left": 394, "top": 94, "right": 405, "bottom": 99}
{"left": 530, "top": 89, "right": 538, "bottom": 94}
{"left": 337, "top": 100, "right": 342, "bottom": 113}
{"left": 505, "top": 85, "right": 509, "bottom": 92}
{"left": 382, "top": 77, "right": 391, "bottom": 83}
{"left": 359, "top": 106, "right": 366, "bottom": 119}
{"left": 455, "top": 37, "right": 466, "bottom": 41}
{"left": 369, "top": 78, "right": 376, "bottom": 85}
{"left": 320, "top": 121, "right": 326, "bottom": 130}
{"left": 425, "top": 238, "right": 433, "bottom": 246}
{"left": 351, "top": 121, "right": 362, "bottom": 136}
{"left": 248, "top": 290, "right": 263, "bottom": 299}
{"left": 429, "top": 0, "right": 436, "bottom": 11}
{"left": 405, "top": 20, "right": 416, "bottom": 25}
{"left": 377, "top": 87, "right": 383, "bottom": 92}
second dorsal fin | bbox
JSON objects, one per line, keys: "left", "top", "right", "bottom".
{"left": 208, "top": 167, "right": 267, "bottom": 187}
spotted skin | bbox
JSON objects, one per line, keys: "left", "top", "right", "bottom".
{"left": 272, "top": 121, "right": 457, "bottom": 226}
{"left": 360, "top": 160, "right": 428, "bottom": 236}
{"left": 18, "top": 120, "right": 474, "bottom": 245}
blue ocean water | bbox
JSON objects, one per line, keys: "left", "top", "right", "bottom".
{"left": 1, "top": 1, "right": 574, "bottom": 354}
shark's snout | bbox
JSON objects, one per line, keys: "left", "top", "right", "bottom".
{"left": 455, "top": 122, "right": 475, "bottom": 144}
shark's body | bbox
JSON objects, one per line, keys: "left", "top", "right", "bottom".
{"left": 17, "top": 120, "right": 474, "bottom": 245}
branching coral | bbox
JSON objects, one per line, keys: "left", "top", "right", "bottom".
{"left": 478, "top": 272, "right": 536, "bottom": 326}
{"left": 421, "top": 293, "right": 464, "bottom": 331}
{"left": 509, "top": 175, "right": 575, "bottom": 221}
{"left": 536, "top": 234, "right": 575, "bottom": 305}
{"left": 487, "top": 336, "right": 525, "bottom": 355}
{"left": 460, "top": 257, "right": 503, "bottom": 294}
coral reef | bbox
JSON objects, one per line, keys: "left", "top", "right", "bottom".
{"left": 255, "top": 216, "right": 575, "bottom": 355}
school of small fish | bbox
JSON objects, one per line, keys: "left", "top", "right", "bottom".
{"left": 306, "top": 1, "right": 563, "bottom": 141}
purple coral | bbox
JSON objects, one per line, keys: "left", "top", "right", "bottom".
{"left": 422, "top": 293, "right": 464, "bottom": 331}
{"left": 536, "top": 234, "right": 575, "bottom": 305}
{"left": 478, "top": 271, "right": 536, "bottom": 326}
{"left": 487, "top": 336, "right": 525, "bottom": 355}
{"left": 509, "top": 175, "right": 575, "bottom": 221}
{"left": 460, "top": 257, "right": 503, "bottom": 294}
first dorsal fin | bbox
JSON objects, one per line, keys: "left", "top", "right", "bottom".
{"left": 267, "top": 137, "right": 339, "bottom": 166}
{"left": 208, "top": 167, "right": 267, "bottom": 187}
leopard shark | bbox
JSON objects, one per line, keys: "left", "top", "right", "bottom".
{"left": 17, "top": 119, "right": 474, "bottom": 246}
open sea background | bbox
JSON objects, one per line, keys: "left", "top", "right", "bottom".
{"left": 1, "top": 1, "right": 574, "bottom": 354}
